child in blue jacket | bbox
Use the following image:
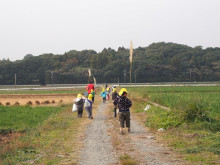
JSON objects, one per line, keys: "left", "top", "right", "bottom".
{"left": 100, "top": 88, "right": 107, "bottom": 103}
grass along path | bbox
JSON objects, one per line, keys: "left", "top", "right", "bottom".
{"left": 129, "top": 94, "right": 220, "bottom": 164}
{"left": 107, "top": 103, "right": 184, "bottom": 165}
{"left": 0, "top": 104, "right": 83, "bottom": 164}
{"left": 0, "top": 96, "right": 101, "bottom": 164}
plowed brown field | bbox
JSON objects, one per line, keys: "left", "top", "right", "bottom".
{"left": 0, "top": 93, "right": 77, "bottom": 106}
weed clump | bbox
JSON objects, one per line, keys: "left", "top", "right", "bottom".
{"left": 14, "top": 102, "right": 20, "bottom": 106}
{"left": 41, "top": 100, "right": 50, "bottom": 104}
{"left": 35, "top": 101, "right": 40, "bottom": 105}
{"left": 26, "top": 101, "right": 32, "bottom": 105}
{"left": 120, "top": 154, "right": 137, "bottom": 165}
{"left": 44, "top": 100, "right": 50, "bottom": 104}
{"left": 182, "top": 102, "right": 210, "bottom": 123}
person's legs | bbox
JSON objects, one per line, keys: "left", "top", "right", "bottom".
{"left": 125, "top": 112, "right": 131, "bottom": 132}
{"left": 77, "top": 110, "right": 80, "bottom": 117}
{"left": 89, "top": 109, "right": 93, "bottom": 119}
{"left": 114, "top": 107, "right": 117, "bottom": 117}
{"left": 103, "top": 97, "right": 106, "bottom": 103}
{"left": 119, "top": 113, "right": 125, "bottom": 134}
{"left": 78, "top": 110, "right": 83, "bottom": 118}
{"left": 85, "top": 108, "right": 90, "bottom": 118}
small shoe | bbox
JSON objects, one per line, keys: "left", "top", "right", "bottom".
{"left": 90, "top": 116, "right": 93, "bottom": 119}
{"left": 128, "top": 128, "right": 131, "bottom": 133}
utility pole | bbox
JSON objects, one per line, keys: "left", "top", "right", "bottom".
{"left": 124, "top": 69, "right": 126, "bottom": 84}
{"left": 15, "top": 73, "right": 16, "bottom": 89}
{"left": 135, "top": 74, "right": 137, "bottom": 84}
{"left": 51, "top": 71, "right": 54, "bottom": 87}
{"left": 190, "top": 69, "right": 192, "bottom": 82}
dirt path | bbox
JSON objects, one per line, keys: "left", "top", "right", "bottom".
{"left": 128, "top": 117, "right": 184, "bottom": 165}
{"left": 77, "top": 100, "right": 184, "bottom": 165}
{"left": 107, "top": 103, "right": 185, "bottom": 165}
{"left": 79, "top": 102, "right": 118, "bottom": 165}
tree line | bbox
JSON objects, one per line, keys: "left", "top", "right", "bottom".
{"left": 0, "top": 42, "right": 220, "bottom": 85}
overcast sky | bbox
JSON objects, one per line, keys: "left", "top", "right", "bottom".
{"left": 0, "top": 0, "right": 220, "bottom": 61}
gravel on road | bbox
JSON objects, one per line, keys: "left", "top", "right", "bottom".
{"left": 79, "top": 102, "right": 118, "bottom": 165}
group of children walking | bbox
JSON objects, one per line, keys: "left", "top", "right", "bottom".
{"left": 73, "top": 82, "right": 95, "bottom": 119}
{"left": 74, "top": 91, "right": 94, "bottom": 119}
{"left": 73, "top": 83, "right": 132, "bottom": 135}
{"left": 100, "top": 85, "right": 111, "bottom": 103}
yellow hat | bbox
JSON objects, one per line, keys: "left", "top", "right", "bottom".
{"left": 120, "top": 88, "right": 128, "bottom": 94}
{"left": 91, "top": 89, "right": 94, "bottom": 92}
{"left": 88, "top": 94, "right": 93, "bottom": 101}
{"left": 102, "top": 88, "right": 105, "bottom": 92}
{"left": 119, "top": 91, "right": 123, "bottom": 96}
{"left": 77, "top": 94, "right": 82, "bottom": 98}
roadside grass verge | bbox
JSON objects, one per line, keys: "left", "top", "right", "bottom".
{"left": 0, "top": 104, "right": 86, "bottom": 164}
{"left": 0, "top": 104, "right": 70, "bottom": 164}
{"left": 127, "top": 86, "right": 220, "bottom": 164}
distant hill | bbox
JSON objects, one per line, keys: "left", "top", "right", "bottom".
{"left": 0, "top": 42, "right": 220, "bottom": 85}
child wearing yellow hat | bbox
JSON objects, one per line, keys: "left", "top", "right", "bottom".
{"left": 113, "top": 88, "right": 132, "bottom": 134}
{"left": 90, "top": 89, "right": 95, "bottom": 103}
{"left": 106, "top": 87, "right": 110, "bottom": 101}
{"left": 112, "top": 88, "right": 118, "bottom": 117}
{"left": 112, "top": 88, "right": 118, "bottom": 100}
{"left": 85, "top": 94, "right": 93, "bottom": 119}
{"left": 74, "top": 94, "right": 84, "bottom": 118}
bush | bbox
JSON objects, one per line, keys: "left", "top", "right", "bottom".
{"left": 182, "top": 102, "right": 210, "bottom": 122}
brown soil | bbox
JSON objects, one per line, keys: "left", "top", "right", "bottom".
{"left": 0, "top": 94, "right": 77, "bottom": 106}
{"left": 0, "top": 132, "right": 23, "bottom": 146}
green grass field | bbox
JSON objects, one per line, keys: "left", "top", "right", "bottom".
{"left": 128, "top": 86, "right": 220, "bottom": 164}
{"left": 0, "top": 105, "right": 65, "bottom": 133}
{"left": 0, "top": 88, "right": 100, "bottom": 164}
{"left": 0, "top": 104, "right": 85, "bottom": 164}
{"left": 128, "top": 85, "right": 220, "bottom": 93}
{"left": 128, "top": 86, "right": 220, "bottom": 119}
